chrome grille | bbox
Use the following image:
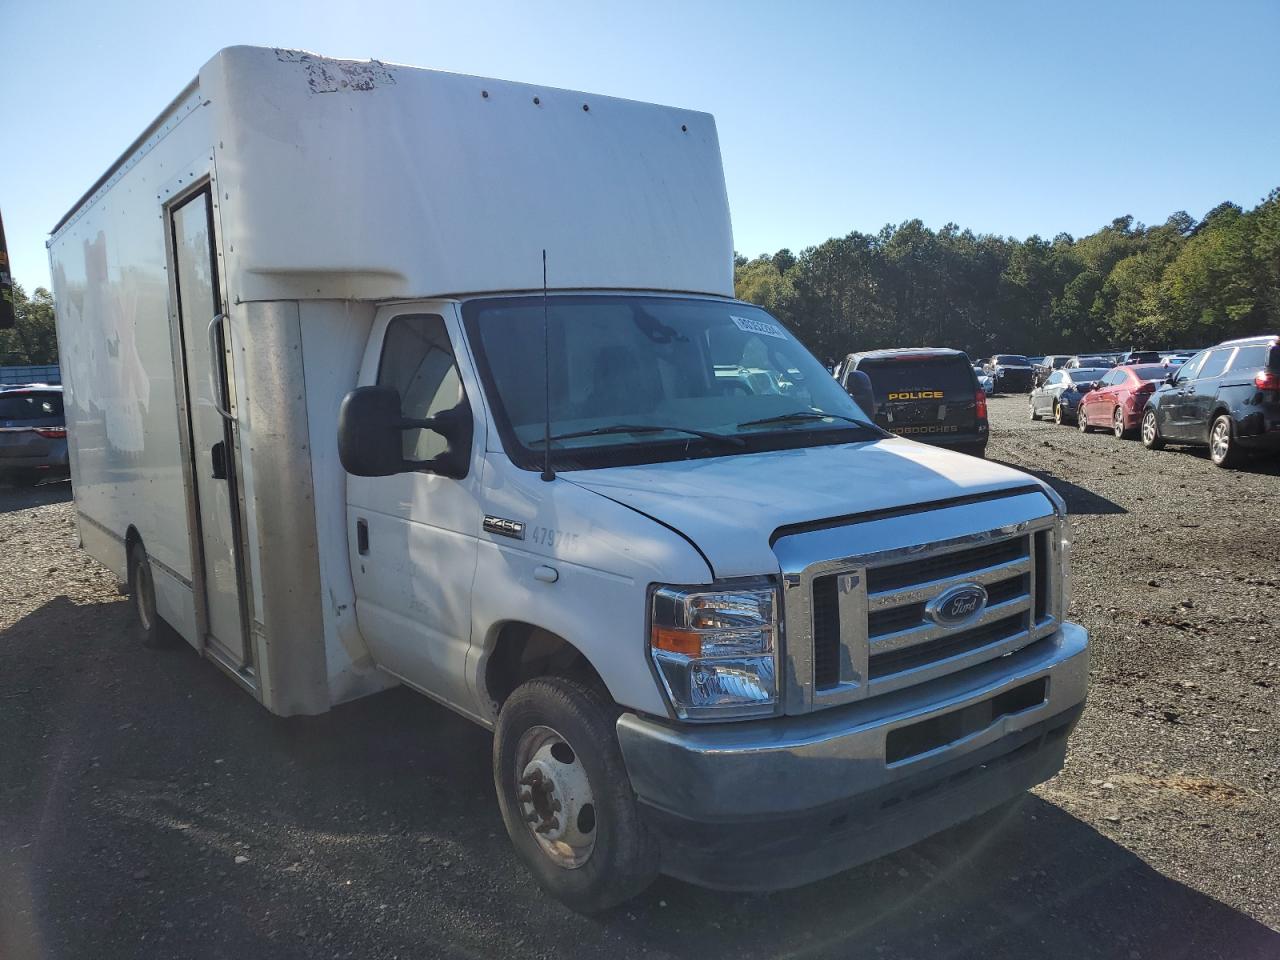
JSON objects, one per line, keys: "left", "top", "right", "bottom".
{"left": 776, "top": 491, "right": 1064, "bottom": 715}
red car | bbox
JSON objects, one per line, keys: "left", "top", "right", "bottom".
{"left": 1076, "top": 364, "right": 1168, "bottom": 437}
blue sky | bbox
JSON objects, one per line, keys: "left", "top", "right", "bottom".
{"left": 2, "top": 0, "right": 1277, "bottom": 292}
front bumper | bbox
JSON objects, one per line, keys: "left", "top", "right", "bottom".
{"left": 617, "top": 622, "right": 1088, "bottom": 890}
{"left": 892, "top": 428, "right": 988, "bottom": 453}
{"left": 0, "top": 455, "right": 70, "bottom": 475}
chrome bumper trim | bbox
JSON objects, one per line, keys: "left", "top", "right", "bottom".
{"left": 617, "top": 621, "right": 1087, "bottom": 821}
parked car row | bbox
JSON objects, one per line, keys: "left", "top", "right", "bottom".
{"left": 1030, "top": 350, "right": 1199, "bottom": 388}
{"left": 1029, "top": 335, "right": 1280, "bottom": 468}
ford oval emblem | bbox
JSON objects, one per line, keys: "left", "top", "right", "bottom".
{"left": 924, "top": 583, "right": 988, "bottom": 626}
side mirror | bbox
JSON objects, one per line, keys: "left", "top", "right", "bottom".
{"left": 338, "top": 385, "right": 472, "bottom": 479}
{"left": 844, "top": 369, "right": 876, "bottom": 415}
{"left": 1164, "top": 372, "right": 1176, "bottom": 385}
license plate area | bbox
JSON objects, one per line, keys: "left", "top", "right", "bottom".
{"left": 885, "top": 677, "right": 1048, "bottom": 764}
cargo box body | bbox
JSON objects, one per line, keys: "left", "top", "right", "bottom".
{"left": 48, "top": 46, "right": 733, "bottom": 715}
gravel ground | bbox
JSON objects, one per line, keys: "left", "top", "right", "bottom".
{"left": 2, "top": 395, "right": 1278, "bottom": 959}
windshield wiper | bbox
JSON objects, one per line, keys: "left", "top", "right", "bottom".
{"left": 529, "top": 423, "right": 745, "bottom": 448}
{"left": 737, "top": 410, "right": 871, "bottom": 430}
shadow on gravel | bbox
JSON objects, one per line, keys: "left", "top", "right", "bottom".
{"left": 1147, "top": 445, "right": 1280, "bottom": 477}
{"left": 0, "top": 479, "right": 72, "bottom": 514}
{"left": 5, "top": 594, "right": 1278, "bottom": 960}
{"left": 991, "top": 460, "right": 1127, "bottom": 515}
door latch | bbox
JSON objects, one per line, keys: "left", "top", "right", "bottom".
{"left": 211, "top": 441, "right": 227, "bottom": 480}
{"left": 356, "top": 518, "right": 369, "bottom": 555}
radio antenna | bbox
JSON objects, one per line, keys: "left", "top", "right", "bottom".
{"left": 540, "top": 249, "right": 555, "bottom": 482}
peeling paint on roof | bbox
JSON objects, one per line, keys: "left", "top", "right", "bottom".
{"left": 274, "top": 48, "right": 396, "bottom": 94}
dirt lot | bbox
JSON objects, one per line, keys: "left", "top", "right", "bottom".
{"left": 2, "top": 395, "right": 1278, "bottom": 960}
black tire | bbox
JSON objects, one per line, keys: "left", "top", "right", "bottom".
{"left": 1076, "top": 407, "right": 1091, "bottom": 432}
{"left": 127, "top": 541, "right": 170, "bottom": 648}
{"left": 1053, "top": 401, "right": 1065, "bottom": 425}
{"left": 1209, "top": 414, "right": 1245, "bottom": 468}
{"left": 494, "top": 676, "right": 658, "bottom": 912}
{"left": 1141, "top": 409, "right": 1165, "bottom": 450}
{"left": 1028, "top": 398, "right": 1039, "bottom": 420}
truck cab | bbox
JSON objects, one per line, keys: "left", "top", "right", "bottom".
{"left": 335, "top": 294, "right": 1086, "bottom": 907}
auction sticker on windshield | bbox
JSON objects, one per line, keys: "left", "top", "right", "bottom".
{"left": 731, "top": 315, "right": 787, "bottom": 339}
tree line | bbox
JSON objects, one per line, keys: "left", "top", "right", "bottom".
{"left": 0, "top": 284, "right": 58, "bottom": 365}
{"left": 735, "top": 188, "right": 1280, "bottom": 363}
{"left": 5, "top": 189, "right": 1278, "bottom": 370}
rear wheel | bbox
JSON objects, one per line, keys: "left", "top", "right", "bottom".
{"left": 1112, "top": 406, "right": 1131, "bottom": 439}
{"left": 494, "top": 676, "right": 658, "bottom": 912}
{"left": 1141, "top": 409, "right": 1164, "bottom": 450}
{"left": 1209, "top": 415, "right": 1244, "bottom": 468}
{"left": 128, "top": 541, "right": 170, "bottom": 648}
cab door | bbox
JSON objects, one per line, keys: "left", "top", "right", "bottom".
{"left": 1185, "top": 347, "right": 1235, "bottom": 438}
{"left": 345, "top": 305, "right": 485, "bottom": 715}
{"left": 1161, "top": 350, "right": 1207, "bottom": 439}
{"left": 1085, "top": 369, "right": 1121, "bottom": 424}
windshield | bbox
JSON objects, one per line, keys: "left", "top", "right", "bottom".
{"left": 0, "top": 392, "right": 63, "bottom": 421}
{"left": 463, "top": 295, "right": 882, "bottom": 470}
{"left": 1131, "top": 365, "right": 1167, "bottom": 381}
{"left": 994, "top": 355, "right": 1029, "bottom": 364}
{"left": 1066, "top": 369, "right": 1108, "bottom": 384}
{"left": 859, "top": 358, "right": 976, "bottom": 397}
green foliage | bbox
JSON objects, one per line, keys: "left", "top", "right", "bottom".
{"left": 735, "top": 191, "right": 1280, "bottom": 358}
{"left": 0, "top": 284, "right": 59, "bottom": 365}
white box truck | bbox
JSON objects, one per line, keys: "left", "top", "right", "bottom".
{"left": 48, "top": 47, "right": 1088, "bottom": 911}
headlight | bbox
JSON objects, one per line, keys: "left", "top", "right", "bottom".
{"left": 649, "top": 580, "right": 779, "bottom": 720}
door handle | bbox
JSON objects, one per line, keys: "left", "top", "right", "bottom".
{"left": 356, "top": 518, "right": 369, "bottom": 555}
{"left": 211, "top": 440, "right": 227, "bottom": 479}
{"left": 207, "top": 314, "right": 236, "bottom": 422}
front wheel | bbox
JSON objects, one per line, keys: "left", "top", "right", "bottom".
{"left": 1028, "top": 398, "right": 1039, "bottom": 420}
{"left": 1141, "top": 409, "right": 1165, "bottom": 450}
{"left": 1077, "top": 407, "right": 1091, "bottom": 432}
{"left": 1209, "top": 415, "right": 1244, "bottom": 468}
{"left": 1053, "top": 401, "right": 1065, "bottom": 425}
{"left": 494, "top": 676, "right": 658, "bottom": 912}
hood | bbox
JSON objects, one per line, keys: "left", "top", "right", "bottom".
{"left": 565, "top": 437, "right": 1043, "bottom": 578}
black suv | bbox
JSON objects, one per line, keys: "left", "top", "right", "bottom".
{"left": 1140, "top": 335, "right": 1280, "bottom": 468}
{"left": 838, "top": 348, "right": 988, "bottom": 457}
{"left": 983, "top": 354, "right": 1034, "bottom": 392}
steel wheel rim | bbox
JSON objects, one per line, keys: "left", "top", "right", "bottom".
{"left": 1211, "top": 420, "right": 1230, "bottom": 461}
{"left": 1142, "top": 412, "right": 1157, "bottom": 444}
{"left": 513, "top": 724, "right": 596, "bottom": 869}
